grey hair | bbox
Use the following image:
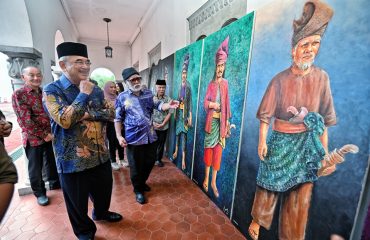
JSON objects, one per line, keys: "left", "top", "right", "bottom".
{"left": 59, "top": 56, "right": 69, "bottom": 62}
{"left": 21, "top": 66, "right": 42, "bottom": 75}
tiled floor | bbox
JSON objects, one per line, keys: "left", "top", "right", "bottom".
{"left": 0, "top": 158, "right": 246, "bottom": 240}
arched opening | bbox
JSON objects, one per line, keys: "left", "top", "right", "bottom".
{"left": 52, "top": 30, "right": 65, "bottom": 81}
{"left": 90, "top": 67, "right": 116, "bottom": 88}
{"left": 196, "top": 35, "right": 207, "bottom": 41}
{"left": 221, "top": 18, "right": 238, "bottom": 28}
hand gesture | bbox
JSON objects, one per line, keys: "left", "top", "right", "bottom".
{"left": 211, "top": 102, "right": 220, "bottom": 111}
{"left": 0, "top": 120, "right": 12, "bottom": 137}
{"left": 44, "top": 133, "right": 54, "bottom": 142}
{"left": 153, "top": 122, "right": 162, "bottom": 130}
{"left": 162, "top": 100, "right": 179, "bottom": 111}
{"left": 80, "top": 80, "right": 95, "bottom": 95}
{"left": 117, "top": 136, "right": 127, "bottom": 147}
{"left": 187, "top": 117, "right": 192, "bottom": 127}
{"left": 258, "top": 141, "right": 268, "bottom": 161}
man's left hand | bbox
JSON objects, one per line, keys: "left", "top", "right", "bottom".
{"left": 153, "top": 122, "right": 162, "bottom": 129}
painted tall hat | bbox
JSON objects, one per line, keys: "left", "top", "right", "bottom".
{"left": 182, "top": 53, "right": 190, "bottom": 72}
{"left": 292, "top": 0, "right": 334, "bottom": 47}
{"left": 215, "top": 36, "right": 229, "bottom": 64}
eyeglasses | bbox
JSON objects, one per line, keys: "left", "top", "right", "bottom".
{"left": 128, "top": 77, "right": 142, "bottom": 83}
{"left": 72, "top": 60, "right": 92, "bottom": 66}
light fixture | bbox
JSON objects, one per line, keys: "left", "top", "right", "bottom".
{"left": 103, "top": 18, "right": 113, "bottom": 58}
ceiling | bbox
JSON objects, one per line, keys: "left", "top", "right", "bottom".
{"left": 61, "top": 0, "right": 156, "bottom": 45}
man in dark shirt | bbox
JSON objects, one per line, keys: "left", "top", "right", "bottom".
{"left": 12, "top": 66, "right": 59, "bottom": 206}
{"left": 115, "top": 67, "right": 178, "bottom": 204}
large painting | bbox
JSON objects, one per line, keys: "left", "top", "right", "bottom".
{"left": 231, "top": 0, "right": 370, "bottom": 239}
{"left": 167, "top": 41, "right": 203, "bottom": 176}
{"left": 192, "top": 12, "right": 254, "bottom": 217}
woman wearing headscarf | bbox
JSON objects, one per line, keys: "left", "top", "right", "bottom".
{"left": 104, "top": 81, "right": 126, "bottom": 170}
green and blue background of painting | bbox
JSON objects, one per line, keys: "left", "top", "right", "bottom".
{"left": 231, "top": 0, "right": 370, "bottom": 239}
{"left": 167, "top": 40, "right": 203, "bottom": 176}
{"left": 192, "top": 12, "right": 254, "bottom": 217}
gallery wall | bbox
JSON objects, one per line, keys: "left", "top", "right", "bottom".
{"left": 139, "top": 0, "right": 369, "bottom": 238}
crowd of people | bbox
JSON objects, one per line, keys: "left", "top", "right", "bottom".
{"left": 0, "top": 42, "right": 178, "bottom": 240}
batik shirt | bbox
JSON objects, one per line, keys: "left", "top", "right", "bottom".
{"left": 43, "top": 75, "right": 114, "bottom": 174}
{"left": 115, "top": 88, "right": 162, "bottom": 145}
{"left": 153, "top": 95, "right": 171, "bottom": 131}
{"left": 12, "top": 85, "right": 51, "bottom": 147}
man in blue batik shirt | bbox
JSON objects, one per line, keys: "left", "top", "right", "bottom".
{"left": 115, "top": 67, "right": 178, "bottom": 204}
{"left": 43, "top": 42, "right": 122, "bottom": 240}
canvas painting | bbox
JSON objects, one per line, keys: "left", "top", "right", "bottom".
{"left": 192, "top": 12, "right": 254, "bottom": 217}
{"left": 231, "top": 0, "right": 370, "bottom": 239}
{"left": 167, "top": 41, "right": 203, "bottom": 176}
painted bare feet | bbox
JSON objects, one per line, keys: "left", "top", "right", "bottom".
{"left": 248, "top": 220, "right": 260, "bottom": 240}
{"left": 202, "top": 181, "right": 208, "bottom": 192}
{"left": 172, "top": 147, "right": 178, "bottom": 159}
{"left": 182, "top": 159, "right": 186, "bottom": 170}
{"left": 211, "top": 183, "right": 219, "bottom": 198}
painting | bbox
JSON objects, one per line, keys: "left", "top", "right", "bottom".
{"left": 167, "top": 41, "right": 203, "bottom": 176}
{"left": 231, "top": 0, "right": 370, "bottom": 239}
{"left": 192, "top": 12, "right": 254, "bottom": 217}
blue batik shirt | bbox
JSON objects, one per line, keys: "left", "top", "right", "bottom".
{"left": 115, "top": 88, "right": 162, "bottom": 145}
{"left": 43, "top": 75, "right": 115, "bottom": 174}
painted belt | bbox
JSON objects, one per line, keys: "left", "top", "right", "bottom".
{"left": 273, "top": 118, "right": 306, "bottom": 133}
{"left": 179, "top": 102, "right": 184, "bottom": 109}
{"left": 212, "top": 111, "right": 221, "bottom": 119}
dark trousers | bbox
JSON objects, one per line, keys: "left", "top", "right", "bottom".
{"left": 59, "top": 161, "right": 113, "bottom": 239}
{"left": 126, "top": 141, "right": 157, "bottom": 193}
{"left": 25, "top": 141, "right": 59, "bottom": 197}
{"left": 106, "top": 122, "right": 124, "bottom": 162}
{"left": 155, "top": 129, "right": 168, "bottom": 162}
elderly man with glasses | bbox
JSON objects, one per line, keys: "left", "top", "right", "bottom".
{"left": 115, "top": 67, "right": 178, "bottom": 204}
{"left": 43, "top": 42, "right": 122, "bottom": 240}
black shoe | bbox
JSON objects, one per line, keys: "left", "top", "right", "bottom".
{"left": 78, "top": 232, "right": 95, "bottom": 240}
{"left": 157, "top": 161, "right": 164, "bottom": 167}
{"left": 92, "top": 211, "right": 123, "bottom": 222}
{"left": 37, "top": 195, "right": 49, "bottom": 206}
{"left": 49, "top": 182, "right": 61, "bottom": 190}
{"left": 143, "top": 184, "right": 151, "bottom": 192}
{"left": 135, "top": 192, "right": 146, "bottom": 204}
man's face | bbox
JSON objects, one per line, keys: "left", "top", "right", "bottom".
{"left": 181, "top": 70, "right": 187, "bottom": 83}
{"left": 156, "top": 85, "right": 166, "bottom": 96}
{"left": 216, "top": 62, "right": 225, "bottom": 79}
{"left": 292, "top": 35, "right": 321, "bottom": 70}
{"left": 21, "top": 67, "right": 42, "bottom": 89}
{"left": 61, "top": 56, "right": 91, "bottom": 82}
{"left": 126, "top": 74, "right": 142, "bottom": 92}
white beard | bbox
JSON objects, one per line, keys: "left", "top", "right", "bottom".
{"left": 296, "top": 59, "right": 314, "bottom": 71}
{"left": 128, "top": 82, "right": 142, "bottom": 92}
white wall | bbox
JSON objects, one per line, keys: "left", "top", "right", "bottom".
{"left": 24, "top": 0, "right": 77, "bottom": 85}
{"left": 131, "top": 0, "right": 207, "bottom": 71}
{"left": 80, "top": 39, "right": 131, "bottom": 81}
{"left": 0, "top": 0, "right": 33, "bottom": 47}
{"left": 246, "top": 0, "right": 275, "bottom": 13}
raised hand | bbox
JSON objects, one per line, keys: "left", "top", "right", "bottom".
{"left": 79, "top": 80, "right": 95, "bottom": 95}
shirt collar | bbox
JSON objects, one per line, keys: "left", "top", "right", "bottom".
{"left": 60, "top": 74, "right": 74, "bottom": 90}
{"left": 24, "top": 84, "right": 40, "bottom": 93}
